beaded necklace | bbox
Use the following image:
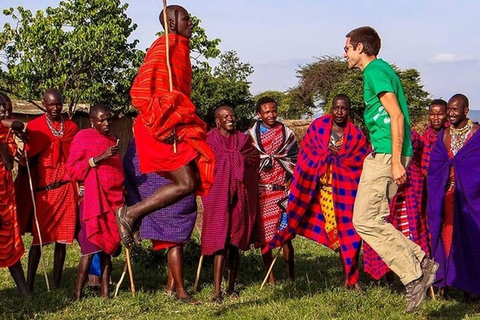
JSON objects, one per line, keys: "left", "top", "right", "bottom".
{"left": 45, "top": 115, "right": 65, "bottom": 138}
{"left": 450, "top": 119, "right": 473, "bottom": 155}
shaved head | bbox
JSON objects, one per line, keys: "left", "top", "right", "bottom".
{"left": 159, "top": 5, "right": 192, "bottom": 39}
{"left": 449, "top": 93, "right": 469, "bottom": 109}
{"left": 43, "top": 88, "right": 63, "bottom": 103}
{"left": 214, "top": 105, "right": 234, "bottom": 119}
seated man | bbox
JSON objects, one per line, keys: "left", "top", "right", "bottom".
{"left": 266, "top": 95, "right": 368, "bottom": 290}
{"left": 0, "top": 93, "right": 30, "bottom": 298}
{"left": 64, "top": 104, "right": 123, "bottom": 300}
{"left": 427, "top": 94, "right": 480, "bottom": 297}
{"left": 201, "top": 105, "right": 259, "bottom": 302}
{"left": 123, "top": 139, "right": 197, "bottom": 302}
{"left": 118, "top": 5, "right": 214, "bottom": 248}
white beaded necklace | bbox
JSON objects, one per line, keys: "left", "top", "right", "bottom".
{"left": 45, "top": 116, "right": 65, "bottom": 138}
{"left": 450, "top": 119, "right": 473, "bottom": 155}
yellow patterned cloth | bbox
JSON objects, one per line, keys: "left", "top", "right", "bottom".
{"left": 319, "top": 133, "right": 344, "bottom": 251}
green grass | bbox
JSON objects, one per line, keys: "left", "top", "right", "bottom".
{"left": 1, "top": 233, "right": 479, "bottom": 319}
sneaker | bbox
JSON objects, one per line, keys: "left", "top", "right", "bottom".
{"left": 421, "top": 258, "right": 439, "bottom": 288}
{"left": 405, "top": 276, "right": 426, "bottom": 313}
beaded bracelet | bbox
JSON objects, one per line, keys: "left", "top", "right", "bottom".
{"left": 88, "top": 157, "right": 97, "bottom": 168}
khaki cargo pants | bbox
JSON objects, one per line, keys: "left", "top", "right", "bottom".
{"left": 353, "top": 153, "right": 425, "bottom": 285}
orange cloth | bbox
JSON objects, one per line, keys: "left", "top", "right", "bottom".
{"left": 130, "top": 34, "right": 214, "bottom": 196}
{"left": 21, "top": 115, "right": 78, "bottom": 245}
{"left": 0, "top": 124, "right": 25, "bottom": 267}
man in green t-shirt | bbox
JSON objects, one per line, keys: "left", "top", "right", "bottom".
{"left": 343, "top": 26, "right": 438, "bottom": 313}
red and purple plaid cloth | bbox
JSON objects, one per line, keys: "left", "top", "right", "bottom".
{"left": 265, "top": 115, "right": 368, "bottom": 286}
{"left": 363, "top": 130, "right": 430, "bottom": 280}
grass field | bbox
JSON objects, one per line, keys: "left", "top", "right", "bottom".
{"left": 1, "top": 233, "right": 479, "bottom": 320}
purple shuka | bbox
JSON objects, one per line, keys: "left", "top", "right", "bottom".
{"left": 123, "top": 140, "right": 197, "bottom": 243}
{"left": 427, "top": 128, "right": 480, "bottom": 295}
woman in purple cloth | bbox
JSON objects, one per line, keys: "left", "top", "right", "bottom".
{"left": 123, "top": 139, "right": 197, "bottom": 302}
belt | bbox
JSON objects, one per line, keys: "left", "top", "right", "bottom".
{"left": 36, "top": 180, "right": 69, "bottom": 192}
{"left": 258, "top": 183, "right": 287, "bottom": 191}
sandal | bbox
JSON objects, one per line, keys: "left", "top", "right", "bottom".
{"left": 116, "top": 205, "right": 134, "bottom": 249}
{"left": 178, "top": 294, "right": 201, "bottom": 305}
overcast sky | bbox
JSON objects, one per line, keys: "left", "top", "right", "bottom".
{"left": 3, "top": 0, "right": 479, "bottom": 109}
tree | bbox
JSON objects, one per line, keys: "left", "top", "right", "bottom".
{"left": 192, "top": 50, "right": 255, "bottom": 130}
{"left": 293, "top": 55, "right": 430, "bottom": 125}
{"left": 0, "top": 0, "right": 144, "bottom": 113}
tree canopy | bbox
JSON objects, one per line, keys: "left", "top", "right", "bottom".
{"left": 0, "top": 0, "right": 144, "bottom": 113}
{"left": 292, "top": 55, "right": 431, "bottom": 124}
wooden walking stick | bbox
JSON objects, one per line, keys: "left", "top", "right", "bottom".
{"left": 162, "top": 0, "right": 177, "bottom": 154}
{"left": 25, "top": 150, "right": 51, "bottom": 291}
{"left": 114, "top": 261, "right": 128, "bottom": 298}
{"left": 429, "top": 286, "right": 436, "bottom": 300}
{"left": 125, "top": 247, "right": 136, "bottom": 297}
{"left": 192, "top": 254, "right": 204, "bottom": 292}
{"left": 260, "top": 248, "right": 282, "bottom": 290}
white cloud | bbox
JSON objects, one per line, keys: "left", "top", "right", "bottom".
{"left": 432, "top": 53, "right": 474, "bottom": 63}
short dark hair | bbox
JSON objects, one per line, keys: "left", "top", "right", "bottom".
{"left": 449, "top": 94, "right": 469, "bottom": 108}
{"left": 346, "top": 26, "right": 381, "bottom": 56}
{"left": 256, "top": 96, "right": 278, "bottom": 113}
{"left": 430, "top": 99, "right": 447, "bottom": 109}
{"left": 332, "top": 94, "right": 351, "bottom": 108}
{"left": 89, "top": 103, "right": 110, "bottom": 118}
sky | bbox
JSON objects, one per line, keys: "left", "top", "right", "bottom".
{"left": 2, "top": 0, "right": 480, "bottom": 108}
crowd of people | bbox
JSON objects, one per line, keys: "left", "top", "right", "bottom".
{"left": 0, "top": 4, "right": 479, "bottom": 314}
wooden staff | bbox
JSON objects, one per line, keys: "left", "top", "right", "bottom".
{"left": 25, "top": 150, "right": 50, "bottom": 291}
{"left": 192, "top": 254, "right": 204, "bottom": 292}
{"left": 429, "top": 286, "right": 436, "bottom": 300}
{"left": 260, "top": 248, "right": 282, "bottom": 290}
{"left": 114, "top": 261, "right": 128, "bottom": 298}
{"left": 162, "top": 0, "right": 177, "bottom": 154}
{"left": 125, "top": 247, "right": 136, "bottom": 296}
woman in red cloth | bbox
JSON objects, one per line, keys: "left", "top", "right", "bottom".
{"left": 117, "top": 5, "right": 214, "bottom": 248}
{"left": 0, "top": 93, "right": 30, "bottom": 297}
{"left": 64, "top": 104, "right": 123, "bottom": 300}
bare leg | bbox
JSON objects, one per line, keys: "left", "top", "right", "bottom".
{"left": 100, "top": 253, "right": 112, "bottom": 299}
{"left": 166, "top": 265, "right": 175, "bottom": 293}
{"left": 8, "top": 260, "right": 31, "bottom": 298}
{"left": 74, "top": 255, "right": 93, "bottom": 301}
{"left": 213, "top": 250, "right": 226, "bottom": 300}
{"left": 124, "top": 164, "right": 198, "bottom": 227}
{"left": 261, "top": 249, "right": 276, "bottom": 285}
{"left": 27, "top": 245, "right": 41, "bottom": 294}
{"left": 226, "top": 245, "right": 239, "bottom": 295}
{"left": 167, "top": 245, "right": 191, "bottom": 300}
{"left": 282, "top": 241, "right": 295, "bottom": 281}
{"left": 53, "top": 243, "right": 66, "bottom": 289}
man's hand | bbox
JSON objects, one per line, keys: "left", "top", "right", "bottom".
{"left": 162, "top": 130, "right": 178, "bottom": 145}
{"left": 328, "top": 145, "right": 340, "bottom": 156}
{"left": 96, "top": 146, "right": 119, "bottom": 163}
{"left": 392, "top": 162, "right": 407, "bottom": 185}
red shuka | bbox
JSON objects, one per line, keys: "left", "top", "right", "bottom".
{"left": 64, "top": 128, "right": 123, "bottom": 255}
{"left": 19, "top": 114, "right": 78, "bottom": 245}
{"left": 0, "top": 124, "right": 25, "bottom": 267}
{"left": 130, "top": 34, "right": 214, "bottom": 196}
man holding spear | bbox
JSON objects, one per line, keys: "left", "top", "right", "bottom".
{"left": 117, "top": 5, "right": 214, "bottom": 250}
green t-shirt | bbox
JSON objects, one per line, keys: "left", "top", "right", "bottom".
{"left": 363, "top": 59, "right": 413, "bottom": 156}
